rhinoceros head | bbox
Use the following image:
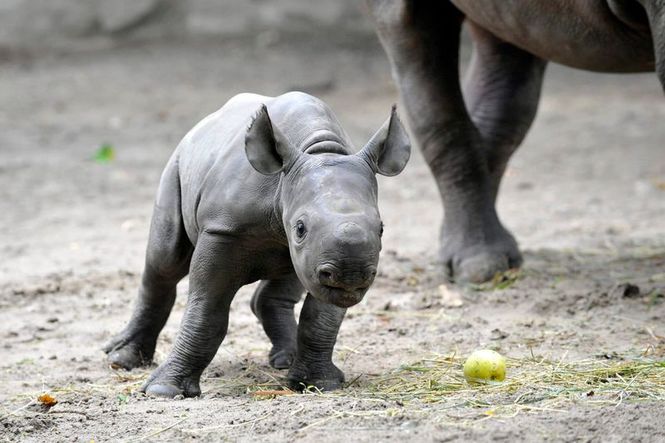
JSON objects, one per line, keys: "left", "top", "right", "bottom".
{"left": 245, "top": 104, "right": 410, "bottom": 308}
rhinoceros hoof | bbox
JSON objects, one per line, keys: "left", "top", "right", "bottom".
{"left": 103, "top": 333, "right": 154, "bottom": 370}
{"left": 141, "top": 364, "right": 201, "bottom": 398}
{"left": 269, "top": 347, "right": 296, "bottom": 370}
{"left": 287, "top": 362, "right": 345, "bottom": 392}
{"left": 442, "top": 232, "right": 523, "bottom": 284}
{"left": 456, "top": 251, "right": 521, "bottom": 284}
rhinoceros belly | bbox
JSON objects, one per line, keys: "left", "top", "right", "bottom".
{"left": 451, "top": 0, "right": 655, "bottom": 72}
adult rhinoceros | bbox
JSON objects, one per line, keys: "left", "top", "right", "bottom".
{"left": 368, "top": 0, "right": 664, "bottom": 283}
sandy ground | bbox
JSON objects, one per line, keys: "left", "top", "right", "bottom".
{"left": 1, "top": 31, "right": 664, "bottom": 442}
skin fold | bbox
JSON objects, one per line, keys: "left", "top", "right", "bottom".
{"left": 367, "top": 0, "right": 665, "bottom": 283}
{"left": 104, "top": 92, "right": 411, "bottom": 397}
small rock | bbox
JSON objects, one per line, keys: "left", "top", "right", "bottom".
{"left": 438, "top": 284, "right": 464, "bottom": 307}
{"left": 490, "top": 328, "right": 509, "bottom": 340}
{"left": 610, "top": 283, "right": 640, "bottom": 299}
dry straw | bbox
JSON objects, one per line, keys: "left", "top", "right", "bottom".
{"left": 237, "top": 351, "right": 665, "bottom": 429}
{"left": 348, "top": 352, "right": 665, "bottom": 414}
{"left": 4, "top": 352, "right": 663, "bottom": 434}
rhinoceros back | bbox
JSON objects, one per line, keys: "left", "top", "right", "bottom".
{"left": 172, "top": 92, "right": 352, "bottom": 242}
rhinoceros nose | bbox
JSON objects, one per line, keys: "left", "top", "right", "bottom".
{"left": 316, "top": 263, "right": 377, "bottom": 291}
{"left": 333, "top": 222, "right": 369, "bottom": 246}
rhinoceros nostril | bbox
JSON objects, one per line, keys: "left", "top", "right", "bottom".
{"left": 317, "top": 265, "right": 338, "bottom": 286}
{"left": 362, "top": 267, "right": 377, "bottom": 284}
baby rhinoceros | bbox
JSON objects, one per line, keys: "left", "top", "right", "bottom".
{"left": 104, "top": 92, "right": 411, "bottom": 397}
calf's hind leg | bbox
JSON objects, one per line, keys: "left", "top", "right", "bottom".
{"left": 251, "top": 274, "right": 304, "bottom": 369}
{"left": 104, "top": 155, "right": 193, "bottom": 369}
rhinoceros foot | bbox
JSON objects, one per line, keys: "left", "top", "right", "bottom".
{"left": 269, "top": 347, "right": 296, "bottom": 370}
{"left": 141, "top": 361, "right": 202, "bottom": 398}
{"left": 287, "top": 360, "right": 345, "bottom": 392}
{"left": 441, "top": 224, "right": 523, "bottom": 284}
{"left": 103, "top": 331, "right": 155, "bottom": 370}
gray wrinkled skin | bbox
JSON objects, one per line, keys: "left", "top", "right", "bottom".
{"left": 368, "top": 0, "right": 665, "bottom": 283}
{"left": 103, "top": 92, "right": 411, "bottom": 397}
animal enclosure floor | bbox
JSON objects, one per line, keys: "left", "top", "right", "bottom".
{"left": 1, "top": 33, "right": 664, "bottom": 442}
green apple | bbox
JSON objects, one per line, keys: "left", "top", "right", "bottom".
{"left": 463, "top": 349, "right": 506, "bottom": 383}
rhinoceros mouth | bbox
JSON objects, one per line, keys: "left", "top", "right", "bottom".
{"left": 312, "top": 284, "right": 366, "bottom": 308}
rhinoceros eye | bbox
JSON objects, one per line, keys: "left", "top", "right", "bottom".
{"left": 379, "top": 222, "right": 384, "bottom": 237}
{"left": 295, "top": 220, "right": 307, "bottom": 239}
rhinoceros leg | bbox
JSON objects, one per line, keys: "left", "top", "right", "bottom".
{"left": 463, "top": 23, "right": 547, "bottom": 202}
{"left": 250, "top": 275, "right": 304, "bottom": 369}
{"left": 141, "top": 232, "right": 242, "bottom": 398}
{"left": 287, "top": 294, "right": 346, "bottom": 392}
{"left": 104, "top": 155, "right": 193, "bottom": 369}
{"left": 369, "top": 0, "right": 534, "bottom": 283}
{"left": 642, "top": 0, "right": 665, "bottom": 90}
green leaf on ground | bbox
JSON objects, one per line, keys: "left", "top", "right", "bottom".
{"left": 93, "top": 143, "right": 115, "bottom": 163}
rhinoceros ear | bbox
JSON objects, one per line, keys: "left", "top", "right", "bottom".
{"left": 245, "top": 104, "right": 298, "bottom": 175}
{"left": 358, "top": 105, "right": 411, "bottom": 176}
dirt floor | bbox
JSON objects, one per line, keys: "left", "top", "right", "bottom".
{"left": 1, "top": 30, "right": 665, "bottom": 442}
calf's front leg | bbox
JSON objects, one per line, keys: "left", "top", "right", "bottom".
{"left": 142, "top": 233, "right": 242, "bottom": 398}
{"left": 287, "top": 294, "right": 346, "bottom": 392}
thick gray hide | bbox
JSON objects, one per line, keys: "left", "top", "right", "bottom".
{"left": 367, "top": 0, "right": 665, "bottom": 284}
{"left": 104, "top": 91, "right": 410, "bottom": 397}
